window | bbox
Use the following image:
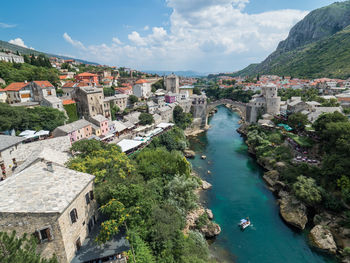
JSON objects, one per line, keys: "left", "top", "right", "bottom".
{"left": 76, "top": 237, "right": 82, "bottom": 251}
{"left": 70, "top": 208, "right": 78, "bottom": 223}
{"left": 89, "top": 190, "right": 94, "bottom": 200}
{"left": 85, "top": 193, "right": 90, "bottom": 205}
{"left": 34, "top": 227, "right": 53, "bottom": 243}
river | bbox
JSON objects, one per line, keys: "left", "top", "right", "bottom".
{"left": 189, "top": 106, "right": 336, "bottom": 263}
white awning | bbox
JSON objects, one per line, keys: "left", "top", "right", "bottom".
{"left": 117, "top": 139, "right": 143, "bottom": 152}
{"left": 156, "top": 123, "right": 174, "bottom": 129}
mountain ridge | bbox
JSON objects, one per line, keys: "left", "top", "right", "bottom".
{"left": 233, "top": 1, "right": 350, "bottom": 79}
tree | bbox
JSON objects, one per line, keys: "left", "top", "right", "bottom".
{"left": 293, "top": 176, "right": 322, "bottom": 205}
{"left": 0, "top": 103, "right": 66, "bottom": 132}
{"left": 193, "top": 87, "right": 201, "bottom": 95}
{"left": 128, "top": 95, "right": 138, "bottom": 105}
{"left": 139, "top": 113, "right": 154, "bottom": 125}
{"left": 287, "top": 112, "right": 308, "bottom": 130}
{"left": 103, "top": 87, "right": 115, "bottom": 97}
{"left": 313, "top": 111, "right": 348, "bottom": 134}
{"left": 127, "top": 232, "right": 156, "bottom": 263}
{"left": 173, "top": 105, "right": 193, "bottom": 130}
{"left": 111, "top": 104, "right": 120, "bottom": 121}
{"left": 0, "top": 231, "right": 58, "bottom": 263}
{"left": 151, "top": 79, "right": 164, "bottom": 93}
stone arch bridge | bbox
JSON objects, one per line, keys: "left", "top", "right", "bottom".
{"left": 207, "top": 99, "right": 247, "bottom": 120}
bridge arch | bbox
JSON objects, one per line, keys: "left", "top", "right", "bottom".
{"left": 207, "top": 99, "right": 247, "bottom": 120}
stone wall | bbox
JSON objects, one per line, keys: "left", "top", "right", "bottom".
{"left": 58, "top": 180, "right": 98, "bottom": 262}
{"left": 0, "top": 212, "right": 66, "bottom": 262}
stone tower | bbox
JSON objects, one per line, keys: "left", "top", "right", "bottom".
{"left": 165, "top": 74, "right": 179, "bottom": 94}
{"left": 261, "top": 83, "right": 280, "bottom": 115}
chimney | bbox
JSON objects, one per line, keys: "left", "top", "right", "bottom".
{"left": 46, "top": 162, "right": 54, "bottom": 172}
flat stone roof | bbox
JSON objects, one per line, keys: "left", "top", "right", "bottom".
{"left": 0, "top": 135, "right": 25, "bottom": 151}
{"left": 55, "top": 119, "right": 92, "bottom": 134}
{"left": 0, "top": 161, "right": 94, "bottom": 213}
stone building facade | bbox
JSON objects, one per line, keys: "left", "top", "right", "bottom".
{"left": 246, "top": 83, "right": 281, "bottom": 123}
{"left": 165, "top": 74, "right": 179, "bottom": 94}
{"left": 0, "top": 160, "right": 97, "bottom": 263}
{"left": 72, "top": 86, "right": 111, "bottom": 120}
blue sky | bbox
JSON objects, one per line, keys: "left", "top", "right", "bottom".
{"left": 0, "top": 0, "right": 339, "bottom": 72}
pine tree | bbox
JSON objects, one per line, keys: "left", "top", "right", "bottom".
{"left": 0, "top": 231, "right": 58, "bottom": 263}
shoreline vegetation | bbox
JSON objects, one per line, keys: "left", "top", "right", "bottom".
{"left": 68, "top": 124, "right": 220, "bottom": 263}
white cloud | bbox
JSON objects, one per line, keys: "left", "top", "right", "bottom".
{"left": 128, "top": 31, "right": 146, "bottom": 46}
{"left": 63, "top": 32, "right": 87, "bottom": 50}
{"left": 63, "top": 1, "right": 308, "bottom": 72}
{"left": 144, "top": 25, "right": 150, "bottom": 31}
{"left": 0, "top": 22, "right": 16, "bottom": 28}
{"left": 9, "top": 38, "right": 27, "bottom": 48}
{"left": 112, "top": 37, "right": 122, "bottom": 45}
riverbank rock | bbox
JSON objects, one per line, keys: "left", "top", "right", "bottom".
{"left": 207, "top": 170, "right": 211, "bottom": 174}
{"left": 279, "top": 192, "right": 308, "bottom": 230}
{"left": 206, "top": 209, "right": 214, "bottom": 220}
{"left": 184, "top": 207, "right": 205, "bottom": 234}
{"left": 263, "top": 170, "right": 279, "bottom": 187}
{"left": 309, "top": 225, "right": 337, "bottom": 254}
{"left": 202, "top": 180, "right": 212, "bottom": 190}
{"left": 201, "top": 222, "right": 221, "bottom": 238}
{"left": 201, "top": 155, "right": 207, "bottom": 160}
{"left": 184, "top": 149, "right": 196, "bottom": 159}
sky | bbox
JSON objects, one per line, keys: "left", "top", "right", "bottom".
{"left": 0, "top": 0, "right": 340, "bottom": 73}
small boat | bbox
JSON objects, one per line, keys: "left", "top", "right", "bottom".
{"left": 239, "top": 218, "right": 251, "bottom": 230}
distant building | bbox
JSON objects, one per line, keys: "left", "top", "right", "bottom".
{"left": 179, "top": 85, "right": 194, "bottom": 97}
{"left": 104, "top": 94, "right": 128, "bottom": 111}
{"left": 165, "top": 74, "right": 179, "bottom": 94}
{"left": 0, "top": 157, "right": 97, "bottom": 263}
{"left": 72, "top": 86, "right": 111, "bottom": 120}
{"left": 133, "top": 79, "right": 152, "bottom": 98}
{"left": 89, "top": 114, "right": 109, "bottom": 136}
{"left": 165, "top": 93, "right": 177, "bottom": 103}
{"left": 75, "top": 72, "right": 99, "bottom": 84}
{"left": 3, "top": 82, "right": 32, "bottom": 104}
{"left": 31, "top": 81, "right": 64, "bottom": 112}
{"left": 0, "top": 52, "right": 24, "bottom": 63}
{"left": 0, "top": 88, "right": 7, "bottom": 103}
{"left": 53, "top": 119, "right": 93, "bottom": 143}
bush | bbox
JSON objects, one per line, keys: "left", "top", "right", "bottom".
{"left": 293, "top": 176, "right": 322, "bottom": 205}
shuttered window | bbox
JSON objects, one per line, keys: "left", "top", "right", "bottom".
{"left": 85, "top": 193, "right": 90, "bottom": 205}
{"left": 34, "top": 227, "right": 53, "bottom": 243}
{"left": 89, "top": 190, "right": 94, "bottom": 200}
{"left": 70, "top": 208, "right": 78, "bottom": 223}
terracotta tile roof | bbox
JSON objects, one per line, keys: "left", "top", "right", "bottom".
{"left": 4, "top": 82, "right": 28, "bottom": 91}
{"left": 60, "top": 75, "right": 68, "bottom": 80}
{"left": 76, "top": 72, "right": 98, "bottom": 77}
{"left": 135, "top": 79, "right": 148, "bottom": 84}
{"left": 62, "top": 99, "right": 76, "bottom": 105}
{"left": 62, "top": 82, "right": 76, "bottom": 88}
{"left": 33, "top": 81, "right": 54, "bottom": 88}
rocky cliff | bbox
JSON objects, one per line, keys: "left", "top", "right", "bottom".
{"left": 234, "top": 1, "right": 350, "bottom": 79}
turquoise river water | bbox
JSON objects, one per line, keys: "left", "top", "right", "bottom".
{"left": 189, "top": 106, "right": 336, "bottom": 263}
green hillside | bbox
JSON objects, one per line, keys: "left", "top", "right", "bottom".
{"left": 0, "top": 40, "right": 98, "bottom": 65}
{"left": 234, "top": 1, "right": 350, "bottom": 79}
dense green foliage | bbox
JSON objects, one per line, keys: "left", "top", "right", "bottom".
{"left": 173, "top": 105, "right": 193, "bottom": 130}
{"left": 139, "top": 113, "right": 154, "bottom": 125}
{"left": 150, "top": 127, "right": 188, "bottom": 151}
{"left": 63, "top": 103, "right": 78, "bottom": 123}
{"left": 193, "top": 86, "right": 201, "bottom": 95}
{"left": 0, "top": 103, "right": 66, "bottom": 132}
{"left": 205, "top": 86, "right": 256, "bottom": 103}
{"left": 151, "top": 79, "right": 165, "bottom": 92}
{"left": 0, "top": 61, "right": 59, "bottom": 86}
{"left": 0, "top": 231, "right": 58, "bottom": 263}
{"left": 247, "top": 111, "right": 350, "bottom": 213}
{"left": 68, "top": 139, "right": 210, "bottom": 263}
{"left": 287, "top": 112, "right": 309, "bottom": 131}
{"left": 293, "top": 176, "right": 322, "bottom": 205}
{"left": 103, "top": 87, "right": 115, "bottom": 97}
{"left": 128, "top": 95, "right": 139, "bottom": 105}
